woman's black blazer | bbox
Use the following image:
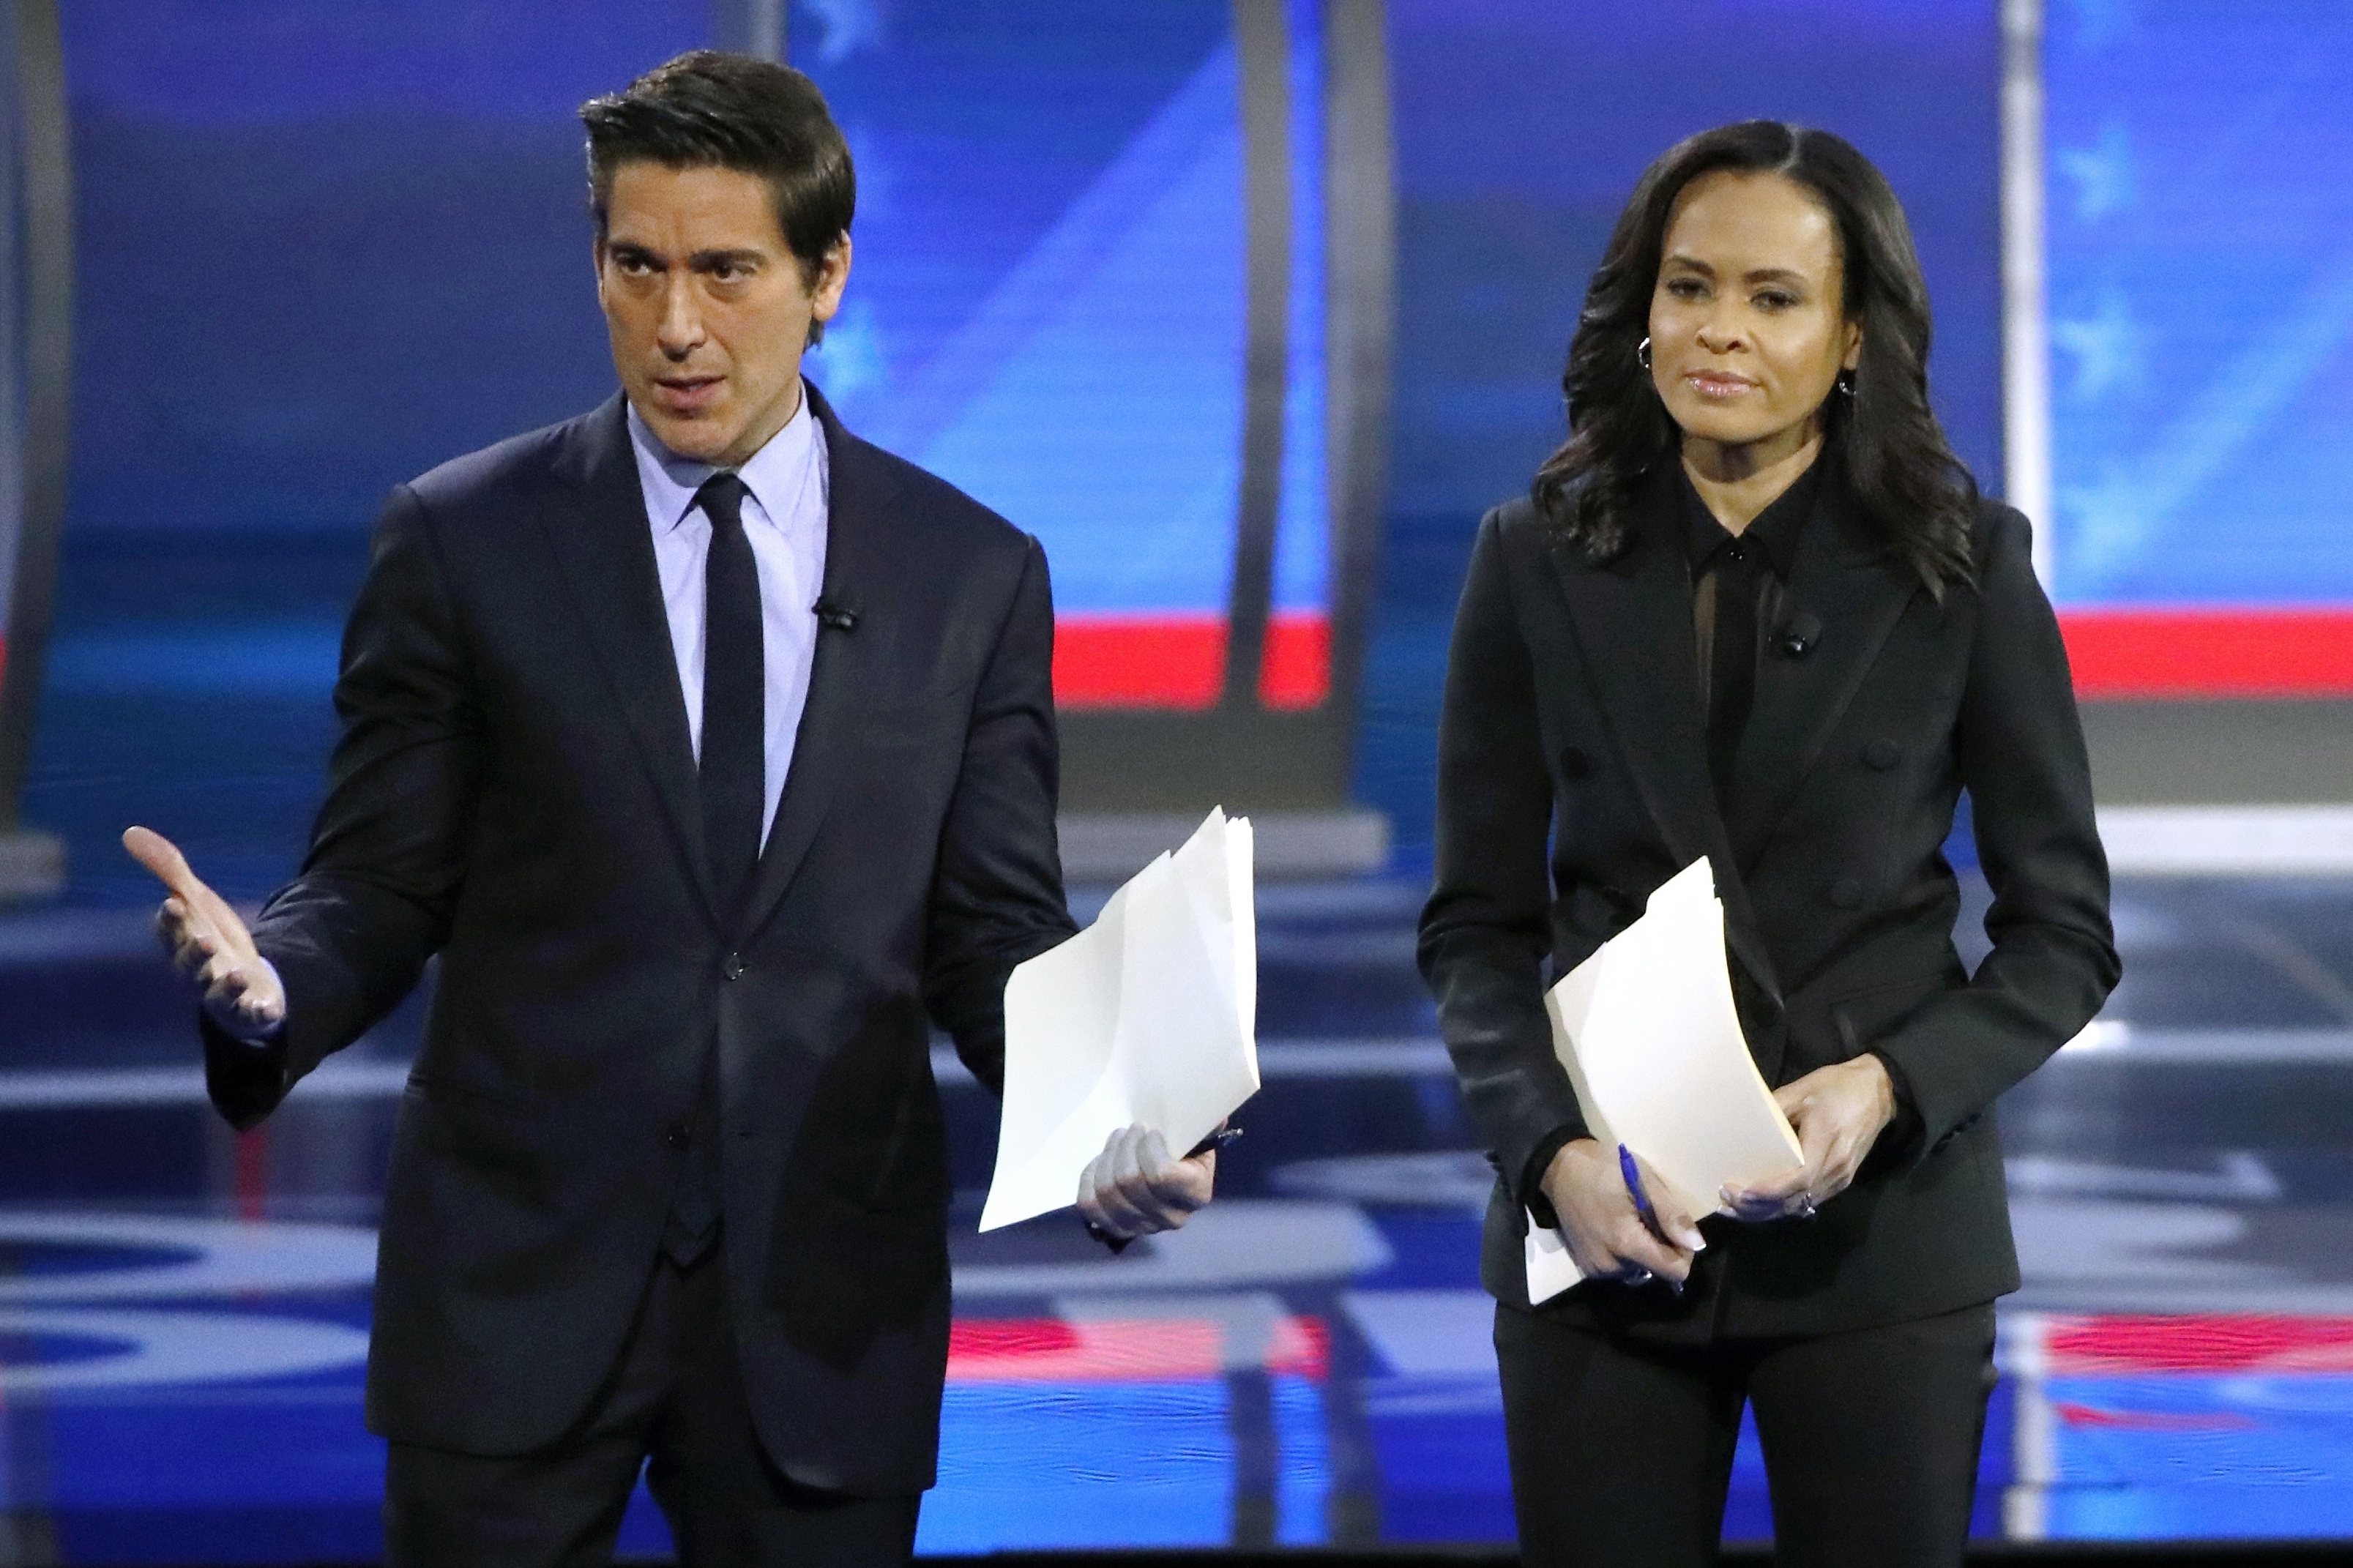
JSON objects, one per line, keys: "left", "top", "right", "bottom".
{"left": 1418, "top": 466, "right": 2119, "bottom": 1340}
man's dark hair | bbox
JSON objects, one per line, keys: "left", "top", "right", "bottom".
{"left": 581, "top": 51, "right": 854, "bottom": 329}
{"left": 1532, "top": 121, "right": 1974, "bottom": 597}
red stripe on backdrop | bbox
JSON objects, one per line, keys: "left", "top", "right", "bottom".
{"left": 1258, "top": 612, "right": 1331, "bottom": 711}
{"left": 1053, "top": 616, "right": 1226, "bottom": 709}
{"left": 1051, "top": 613, "right": 1334, "bottom": 711}
{"left": 2061, "top": 608, "right": 2353, "bottom": 698}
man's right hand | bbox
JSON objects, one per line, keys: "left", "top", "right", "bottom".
{"left": 123, "top": 826, "right": 286, "bottom": 1037}
{"left": 1539, "top": 1138, "right": 1706, "bottom": 1288}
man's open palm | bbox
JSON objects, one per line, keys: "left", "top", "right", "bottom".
{"left": 123, "top": 826, "right": 286, "bottom": 1034}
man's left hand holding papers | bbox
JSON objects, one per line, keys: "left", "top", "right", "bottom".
{"left": 1076, "top": 1124, "right": 1216, "bottom": 1241}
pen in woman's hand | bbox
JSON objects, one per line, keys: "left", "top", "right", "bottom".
{"left": 1618, "top": 1143, "right": 1688, "bottom": 1296}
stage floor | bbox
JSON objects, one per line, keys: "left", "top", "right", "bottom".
{"left": 4, "top": 871, "right": 2353, "bottom": 1561}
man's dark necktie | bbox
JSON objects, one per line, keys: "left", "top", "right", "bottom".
{"left": 1707, "top": 539, "right": 1761, "bottom": 804}
{"left": 667, "top": 471, "right": 761, "bottom": 1266}
{"left": 696, "top": 472, "right": 764, "bottom": 916}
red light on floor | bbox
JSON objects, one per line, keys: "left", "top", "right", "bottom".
{"left": 2051, "top": 1402, "right": 2257, "bottom": 1431}
{"left": 947, "top": 1317, "right": 1223, "bottom": 1381}
{"left": 2043, "top": 1313, "right": 2353, "bottom": 1373}
{"left": 944, "top": 1314, "right": 1329, "bottom": 1384}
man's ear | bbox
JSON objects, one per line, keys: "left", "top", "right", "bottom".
{"left": 811, "top": 234, "right": 853, "bottom": 326}
{"left": 592, "top": 236, "right": 610, "bottom": 310}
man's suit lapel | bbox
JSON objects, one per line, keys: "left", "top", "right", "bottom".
{"left": 736, "top": 385, "right": 901, "bottom": 943}
{"left": 544, "top": 397, "right": 720, "bottom": 926}
{"left": 1541, "top": 497, "right": 1783, "bottom": 1007}
{"left": 1723, "top": 480, "right": 1919, "bottom": 865}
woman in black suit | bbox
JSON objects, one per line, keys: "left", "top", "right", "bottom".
{"left": 1418, "top": 122, "right": 2119, "bottom": 1567}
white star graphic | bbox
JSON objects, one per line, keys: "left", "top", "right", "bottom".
{"left": 2052, "top": 288, "right": 2145, "bottom": 403}
{"left": 805, "top": 0, "right": 887, "bottom": 64}
{"left": 2058, "top": 122, "right": 2137, "bottom": 224}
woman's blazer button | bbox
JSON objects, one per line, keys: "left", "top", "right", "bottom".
{"left": 1828, "top": 877, "right": 1865, "bottom": 908}
{"left": 1864, "top": 738, "right": 1902, "bottom": 770}
{"left": 1558, "top": 746, "right": 1592, "bottom": 780}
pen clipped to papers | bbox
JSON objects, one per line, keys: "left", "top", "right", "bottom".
{"left": 1524, "top": 857, "right": 1804, "bottom": 1304}
{"left": 979, "top": 808, "right": 1260, "bottom": 1232}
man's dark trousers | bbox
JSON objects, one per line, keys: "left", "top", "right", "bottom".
{"left": 385, "top": 1247, "right": 923, "bottom": 1564}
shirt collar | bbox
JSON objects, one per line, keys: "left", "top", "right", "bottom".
{"left": 1677, "top": 451, "right": 1824, "bottom": 581}
{"left": 626, "top": 384, "right": 821, "bottom": 534}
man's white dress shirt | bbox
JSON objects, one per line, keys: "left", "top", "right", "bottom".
{"left": 627, "top": 385, "right": 832, "bottom": 846}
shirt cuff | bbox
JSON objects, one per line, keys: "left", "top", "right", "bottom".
{"left": 1520, "top": 1123, "right": 1583, "bottom": 1230}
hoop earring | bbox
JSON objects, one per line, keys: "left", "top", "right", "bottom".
{"left": 1637, "top": 336, "right": 1653, "bottom": 371}
{"left": 1836, "top": 370, "right": 1857, "bottom": 397}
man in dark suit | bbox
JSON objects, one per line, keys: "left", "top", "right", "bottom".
{"left": 127, "top": 51, "right": 1214, "bottom": 1567}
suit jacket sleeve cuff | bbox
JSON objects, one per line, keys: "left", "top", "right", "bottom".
{"left": 201, "top": 1009, "right": 292, "bottom": 1132}
{"left": 1867, "top": 1047, "right": 1927, "bottom": 1167}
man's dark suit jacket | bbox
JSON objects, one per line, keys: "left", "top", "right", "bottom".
{"left": 202, "top": 384, "right": 1077, "bottom": 1493}
{"left": 1418, "top": 463, "right": 2120, "bottom": 1340}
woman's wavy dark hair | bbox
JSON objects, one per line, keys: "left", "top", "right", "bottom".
{"left": 1532, "top": 121, "right": 1975, "bottom": 594}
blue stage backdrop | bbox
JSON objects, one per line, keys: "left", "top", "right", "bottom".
{"left": 2046, "top": 0, "right": 2353, "bottom": 605}
{"left": 797, "top": 0, "right": 1338, "bottom": 714}
{"left": 36, "top": 0, "right": 1373, "bottom": 902}
{"left": 38, "top": 0, "right": 711, "bottom": 905}
{"left": 1360, "top": 0, "right": 2003, "bottom": 854}
{"left": 29, "top": 0, "right": 2005, "bottom": 899}
{"left": 2040, "top": 0, "right": 2353, "bottom": 699}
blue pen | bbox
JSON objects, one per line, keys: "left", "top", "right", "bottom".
{"left": 1618, "top": 1143, "right": 1685, "bottom": 1296}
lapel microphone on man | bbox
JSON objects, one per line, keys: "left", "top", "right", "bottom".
{"left": 813, "top": 598, "right": 859, "bottom": 632}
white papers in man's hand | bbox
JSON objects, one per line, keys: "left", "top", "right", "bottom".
{"left": 980, "top": 807, "right": 1258, "bottom": 1231}
{"left": 1523, "top": 857, "right": 1803, "bottom": 1303}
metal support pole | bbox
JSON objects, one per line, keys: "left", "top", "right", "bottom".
{"left": 1223, "top": 0, "right": 1292, "bottom": 712}
{"left": 709, "top": 0, "right": 787, "bottom": 62}
{"left": 0, "top": 0, "right": 70, "bottom": 897}
{"left": 2001, "top": 0, "right": 2054, "bottom": 582}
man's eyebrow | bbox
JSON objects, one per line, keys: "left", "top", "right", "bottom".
{"left": 606, "top": 240, "right": 665, "bottom": 264}
{"left": 689, "top": 248, "right": 767, "bottom": 270}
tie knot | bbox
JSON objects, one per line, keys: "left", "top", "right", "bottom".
{"left": 695, "top": 472, "right": 750, "bottom": 533}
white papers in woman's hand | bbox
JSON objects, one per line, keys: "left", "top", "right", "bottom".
{"left": 979, "top": 807, "right": 1259, "bottom": 1232}
{"left": 1523, "top": 856, "right": 1805, "bottom": 1303}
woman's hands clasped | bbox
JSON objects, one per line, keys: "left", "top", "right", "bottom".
{"left": 1720, "top": 1054, "right": 1898, "bottom": 1221}
{"left": 1540, "top": 1139, "right": 1707, "bottom": 1289}
{"left": 1540, "top": 1054, "right": 1900, "bottom": 1288}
